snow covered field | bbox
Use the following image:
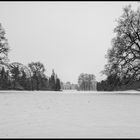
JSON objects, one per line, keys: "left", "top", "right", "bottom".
{"left": 0, "top": 90, "right": 140, "bottom": 138}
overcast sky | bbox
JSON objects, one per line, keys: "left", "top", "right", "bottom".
{"left": 0, "top": 2, "right": 139, "bottom": 84}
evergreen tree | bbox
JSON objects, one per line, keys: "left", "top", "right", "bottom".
{"left": 49, "top": 70, "right": 56, "bottom": 90}
{"left": 40, "top": 74, "right": 49, "bottom": 90}
{"left": 19, "top": 70, "right": 27, "bottom": 90}
{"left": 55, "top": 78, "right": 61, "bottom": 91}
{"left": 0, "top": 67, "right": 10, "bottom": 90}
{"left": 0, "top": 67, "right": 5, "bottom": 89}
{"left": 10, "top": 66, "right": 20, "bottom": 89}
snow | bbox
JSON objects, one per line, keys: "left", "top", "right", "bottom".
{"left": 0, "top": 90, "right": 140, "bottom": 138}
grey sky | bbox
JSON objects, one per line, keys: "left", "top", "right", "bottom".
{"left": 0, "top": 2, "right": 138, "bottom": 83}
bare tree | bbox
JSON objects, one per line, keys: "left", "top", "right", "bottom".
{"left": 78, "top": 73, "right": 96, "bottom": 91}
{"left": 104, "top": 5, "right": 140, "bottom": 80}
{"left": 0, "top": 23, "right": 10, "bottom": 64}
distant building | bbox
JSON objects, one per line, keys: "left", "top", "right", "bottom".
{"left": 61, "top": 81, "right": 78, "bottom": 90}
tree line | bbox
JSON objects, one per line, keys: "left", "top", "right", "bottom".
{"left": 0, "top": 23, "right": 61, "bottom": 91}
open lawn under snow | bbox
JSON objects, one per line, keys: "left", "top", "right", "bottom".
{"left": 0, "top": 90, "right": 140, "bottom": 138}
